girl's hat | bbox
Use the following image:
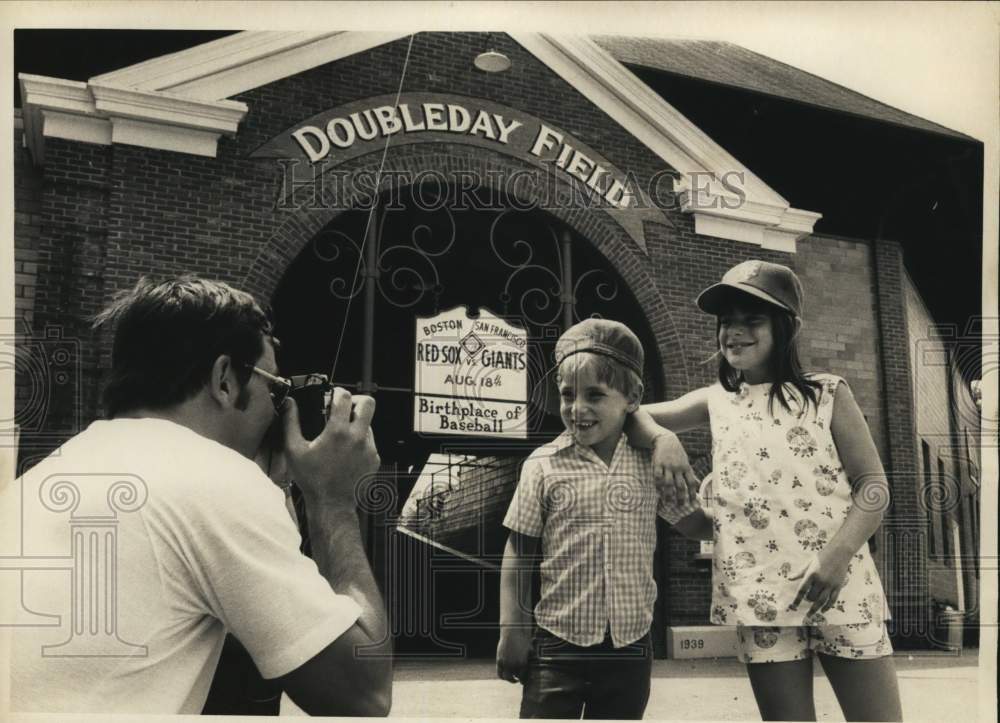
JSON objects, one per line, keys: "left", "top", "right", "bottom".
{"left": 696, "top": 260, "right": 803, "bottom": 318}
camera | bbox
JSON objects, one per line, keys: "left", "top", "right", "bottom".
{"left": 288, "top": 373, "right": 332, "bottom": 440}
{"left": 258, "top": 372, "right": 331, "bottom": 458}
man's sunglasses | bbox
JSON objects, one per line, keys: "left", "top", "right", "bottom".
{"left": 248, "top": 366, "right": 293, "bottom": 412}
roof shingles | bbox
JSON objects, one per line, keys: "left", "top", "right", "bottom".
{"left": 594, "top": 36, "right": 969, "bottom": 141}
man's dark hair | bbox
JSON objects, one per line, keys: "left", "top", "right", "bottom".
{"left": 93, "top": 276, "right": 273, "bottom": 417}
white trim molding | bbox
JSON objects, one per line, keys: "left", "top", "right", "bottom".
{"left": 17, "top": 32, "right": 406, "bottom": 164}
{"left": 512, "top": 33, "right": 821, "bottom": 251}
{"left": 42, "top": 110, "right": 112, "bottom": 147}
{"left": 92, "top": 31, "right": 412, "bottom": 102}
{"left": 18, "top": 31, "right": 822, "bottom": 250}
{"left": 18, "top": 75, "right": 95, "bottom": 164}
{"left": 19, "top": 74, "right": 248, "bottom": 162}
{"left": 677, "top": 179, "right": 822, "bottom": 252}
{"left": 89, "top": 84, "right": 245, "bottom": 133}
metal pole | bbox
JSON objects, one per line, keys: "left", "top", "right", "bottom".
{"left": 361, "top": 205, "right": 379, "bottom": 394}
{"left": 561, "top": 229, "right": 574, "bottom": 330}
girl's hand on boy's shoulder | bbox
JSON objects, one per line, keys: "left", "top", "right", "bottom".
{"left": 651, "top": 431, "right": 700, "bottom": 507}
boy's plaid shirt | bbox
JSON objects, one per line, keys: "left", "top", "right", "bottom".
{"left": 503, "top": 432, "right": 699, "bottom": 648}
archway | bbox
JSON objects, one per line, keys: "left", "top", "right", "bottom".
{"left": 270, "top": 182, "right": 666, "bottom": 656}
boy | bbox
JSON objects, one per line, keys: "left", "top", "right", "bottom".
{"left": 496, "top": 319, "right": 704, "bottom": 719}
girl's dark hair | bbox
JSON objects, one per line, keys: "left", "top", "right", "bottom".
{"left": 715, "top": 293, "right": 822, "bottom": 415}
{"left": 93, "top": 276, "right": 273, "bottom": 417}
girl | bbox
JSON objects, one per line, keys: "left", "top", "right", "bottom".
{"left": 633, "top": 260, "right": 903, "bottom": 721}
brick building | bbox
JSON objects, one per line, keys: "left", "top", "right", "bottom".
{"left": 12, "top": 31, "right": 983, "bottom": 665}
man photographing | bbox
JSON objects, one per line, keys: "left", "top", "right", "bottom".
{"left": 6, "top": 276, "right": 391, "bottom": 715}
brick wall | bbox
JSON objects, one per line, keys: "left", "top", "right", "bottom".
{"left": 904, "top": 272, "right": 981, "bottom": 621}
{"left": 18, "top": 137, "right": 111, "bottom": 467}
{"left": 797, "top": 235, "right": 884, "bottom": 456}
{"left": 13, "top": 114, "right": 105, "bottom": 469}
{"left": 905, "top": 273, "right": 953, "bottom": 607}
{"left": 12, "top": 111, "right": 43, "bottom": 466}
{"left": 14, "top": 110, "right": 42, "bottom": 328}
{"left": 873, "top": 239, "right": 927, "bottom": 647}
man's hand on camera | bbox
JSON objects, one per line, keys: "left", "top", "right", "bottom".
{"left": 282, "top": 387, "right": 380, "bottom": 505}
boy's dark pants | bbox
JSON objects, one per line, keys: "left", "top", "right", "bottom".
{"left": 519, "top": 628, "right": 653, "bottom": 719}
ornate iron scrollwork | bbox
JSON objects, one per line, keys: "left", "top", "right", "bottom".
{"left": 310, "top": 202, "right": 620, "bottom": 321}
{"left": 488, "top": 208, "right": 620, "bottom": 325}
{"left": 311, "top": 204, "right": 456, "bottom": 309}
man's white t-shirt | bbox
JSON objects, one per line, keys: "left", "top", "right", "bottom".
{"left": 4, "top": 418, "right": 361, "bottom": 714}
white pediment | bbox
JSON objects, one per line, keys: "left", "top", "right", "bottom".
{"left": 19, "top": 31, "right": 820, "bottom": 250}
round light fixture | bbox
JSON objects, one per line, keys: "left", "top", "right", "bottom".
{"left": 473, "top": 50, "right": 511, "bottom": 73}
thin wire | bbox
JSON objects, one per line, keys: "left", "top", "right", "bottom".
{"left": 328, "top": 33, "right": 416, "bottom": 385}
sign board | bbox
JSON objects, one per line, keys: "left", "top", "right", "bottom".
{"left": 666, "top": 626, "right": 738, "bottom": 659}
{"left": 251, "top": 93, "right": 667, "bottom": 253}
{"left": 414, "top": 306, "right": 528, "bottom": 438}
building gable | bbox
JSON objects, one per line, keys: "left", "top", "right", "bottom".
{"left": 19, "top": 31, "right": 820, "bottom": 251}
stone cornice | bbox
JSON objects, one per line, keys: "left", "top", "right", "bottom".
{"left": 19, "top": 74, "right": 248, "bottom": 162}
{"left": 89, "top": 83, "right": 246, "bottom": 133}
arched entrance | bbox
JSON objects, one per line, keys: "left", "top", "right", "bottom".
{"left": 270, "top": 183, "right": 665, "bottom": 656}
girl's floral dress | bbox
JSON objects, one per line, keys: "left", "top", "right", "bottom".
{"left": 707, "top": 374, "right": 890, "bottom": 627}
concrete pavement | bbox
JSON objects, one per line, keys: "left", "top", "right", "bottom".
{"left": 385, "top": 649, "right": 982, "bottom": 720}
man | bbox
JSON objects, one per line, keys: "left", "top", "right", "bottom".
{"left": 5, "top": 276, "right": 391, "bottom": 715}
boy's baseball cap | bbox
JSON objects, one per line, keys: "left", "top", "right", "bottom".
{"left": 554, "top": 318, "right": 644, "bottom": 377}
{"left": 696, "top": 260, "right": 803, "bottom": 318}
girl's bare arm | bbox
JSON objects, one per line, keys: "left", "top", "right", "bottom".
{"left": 626, "top": 388, "right": 711, "bottom": 507}
{"left": 791, "top": 382, "right": 888, "bottom": 616}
